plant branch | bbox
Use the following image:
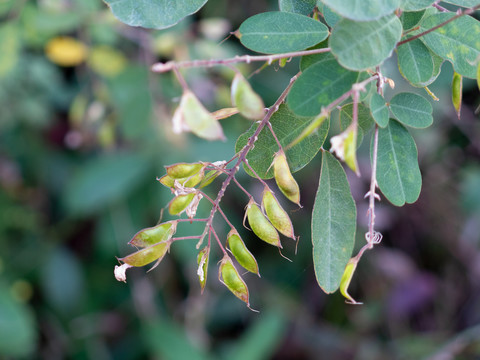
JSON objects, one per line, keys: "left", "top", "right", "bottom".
{"left": 398, "top": 3, "right": 480, "bottom": 46}
{"left": 151, "top": 48, "right": 331, "bottom": 73}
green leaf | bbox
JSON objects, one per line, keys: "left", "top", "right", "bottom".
{"left": 419, "top": 13, "right": 480, "bottom": 78}
{"left": 0, "top": 284, "right": 36, "bottom": 357}
{"left": 288, "top": 60, "right": 359, "bottom": 116}
{"left": 339, "top": 103, "right": 375, "bottom": 146}
{"left": 397, "top": 39, "right": 434, "bottom": 87}
{"left": 312, "top": 151, "right": 356, "bottom": 293}
{"left": 401, "top": 0, "right": 434, "bottom": 11}
{"left": 103, "top": 0, "right": 208, "bottom": 29}
{"left": 389, "top": 92, "right": 433, "bottom": 128}
{"left": 234, "top": 104, "right": 327, "bottom": 179}
{"left": 279, "top": 0, "right": 316, "bottom": 15}
{"left": 442, "top": 0, "right": 479, "bottom": 7}
{"left": 237, "top": 11, "right": 328, "bottom": 54}
{"left": 320, "top": 0, "right": 401, "bottom": 21}
{"left": 320, "top": 4, "right": 342, "bottom": 28}
{"left": 400, "top": 10, "right": 426, "bottom": 30}
{"left": 374, "top": 120, "right": 422, "bottom": 206}
{"left": 299, "top": 40, "right": 331, "bottom": 70}
{"left": 369, "top": 93, "right": 390, "bottom": 128}
{"left": 0, "top": 23, "right": 20, "bottom": 79}
{"left": 330, "top": 15, "right": 403, "bottom": 71}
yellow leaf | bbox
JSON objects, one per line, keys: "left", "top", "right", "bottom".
{"left": 45, "top": 36, "right": 87, "bottom": 67}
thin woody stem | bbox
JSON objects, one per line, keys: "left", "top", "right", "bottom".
{"left": 152, "top": 48, "right": 331, "bottom": 73}
{"left": 243, "top": 159, "right": 272, "bottom": 190}
{"left": 397, "top": 4, "right": 480, "bottom": 46}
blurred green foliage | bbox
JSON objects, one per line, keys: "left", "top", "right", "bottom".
{"left": 1, "top": 0, "right": 480, "bottom": 359}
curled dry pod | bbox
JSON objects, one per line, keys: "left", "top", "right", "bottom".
{"left": 273, "top": 150, "right": 300, "bottom": 205}
{"left": 119, "top": 240, "right": 172, "bottom": 268}
{"left": 340, "top": 258, "right": 362, "bottom": 305}
{"left": 246, "top": 199, "right": 281, "bottom": 248}
{"left": 227, "top": 229, "right": 260, "bottom": 276}
{"left": 166, "top": 162, "right": 204, "bottom": 179}
{"left": 218, "top": 256, "right": 250, "bottom": 307}
{"left": 261, "top": 189, "right": 295, "bottom": 239}
{"left": 128, "top": 220, "right": 178, "bottom": 248}
{"left": 197, "top": 246, "right": 210, "bottom": 293}
{"left": 231, "top": 73, "right": 265, "bottom": 120}
{"left": 169, "top": 192, "right": 196, "bottom": 215}
{"left": 452, "top": 72, "right": 462, "bottom": 120}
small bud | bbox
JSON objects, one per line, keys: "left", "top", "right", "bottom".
{"left": 340, "top": 258, "right": 362, "bottom": 305}
{"left": 231, "top": 73, "right": 265, "bottom": 120}
{"left": 169, "top": 193, "right": 196, "bottom": 215}
{"left": 114, "top": 263, "right": 133, "bottom": 283}
{"left": 273, "top": 150, "right": 300, "bottom": 205}
{"left": 227, "top": 229, "right": 260, "bottom": 276}
{"left": 128, "top": 221, "right": 178, "bottom": 248}
{"left": 245, "top": 199, "right": 281, "bottom": 248}
{"left": 278, "top": 58, "right": 288, "bottom": 68}
{"left": 330, "top": 124, "right": 359, "bottom": 176}
{"left": 452, "top": 72, "right": 462, "bottom": 120}
{"left": 119, "top": 240, "right": 171, "bottom": 268}
{"left": 197, "top": 246, "right": 210, "bottom": 293}
{"left": 219, "top": 256, "right": 250, "bottom": 306}
{"left": 261, "top": 189, "right": 295, "bottom": 239}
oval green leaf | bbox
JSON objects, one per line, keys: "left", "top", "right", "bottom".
{"left": 320, "top": 0, "right": 400, "bottom": 21}
{"left": 103, "top": 0, "right": 208, "bottom": 29}
{"left": 419, "top": 13, "right": 480, "bottom": 78}
{"left": 389, "top": 92, "right": 433, "bottom": 128}
{"left": 369, "top": 93, "right": 390, "bottom": 128}
{"left": 329, "top": 15, "right": 403, "bottom": 71}
{"left": 374, "top": 120, "right": 422, "bottom": 206}
{"left": 288, "top": 60, "right": 359, "bottom": 116}
{"left": 237, "top": 11, "right": 328, "bottom": 54}
{"left": 312, "top": 151, "right": 356, "bottom": 294}
{"left": 397, "top": 38, "right": 434, "bottom": 87}
{"left": 279, "top": 0, "right": 316, "bottom": 15}
{"left": 235, "top": 104, "right": 328, "bottom": 179}
{"left": 400, "top": 10, "right": 426, "bottom": 30}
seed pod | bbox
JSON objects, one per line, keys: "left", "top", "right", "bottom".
{"left": 246, "top": 199, "right": 281, "bottom": 248}
{"left": 231, "top": 73, "right": 265, "bottom": 120}
{"left": 330, "top": 124, "right": 359, "bottom": 176}
{"left": 157, "top": 172, "right": 204, "bottom": 188}
{"left": 339, "top": 258, "right": 362, "bottom": 305}
{"left": 119, "top": 240, "right": 171, "bottom": 268}
{"left": 227, "top": 229, "right": 259, "bottom": 276}
{"left": 218, "top": 256, "right": 250, "bottom": 306}
{"left": 212, "top": 107, "right": 239, "bottom": 120}
{"left": 128, "top": 220, "right": 178, "bottom": 248}
{"left": 166, "top": 162, "right": 204, "bottom": 179}
{"left": 452, "top": 72, "right": 462, "bottom": 120}
{"left": 273, "top": 150, "right": 300, "bottom": 205}
{"left": 197, "top": 246, "right": 210, "bottom": 293}
{"left": 261, "top": 189, "right": 294, "bottom": 239}
{"left": 198, "top": 170, "right": 220, "bottom": 188}
{"left": 169, "top": 193, "right": 196, "bottom": 215}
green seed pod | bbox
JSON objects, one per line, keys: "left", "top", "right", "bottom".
{"left": 330, "top": 124, "right": 359, "bottom": 176}
{"left": 197, "top": 246, "right": 210, "bottom": 293}
{"left": 166, "top": 162, "right": 204, "bottom": 179}
{"left": 452, "top": 72, "right": 462, "bottom": 120}
{"left": 261, "top": 189, "right": 295, "bottom": 239}
{"left": 340, "top": 258, "right": 362, "bottom": 305}
{"left": 119, "top": 240, "right": 171, "bottom": 268}
{"left": 128, "top": 220, "right": 178, "bottom": 248}
{"left": 231, "top": 73, "right": 265, "bottom": 120}
{"left": 227, "top": 229, "right": 259, "bottom": 276}
{"left": 198, "top": 170, "right": 220, "bottom": 188}
{"left": 158, "top": 172, "right": 204, "bottom": 188}
{"left": 169, "top": 193, "right": 196, "bottom": 215}
{"left": 246, "top": 199, "right": 281, "bottom": 248}
{"left": 218, "top": 256, "right": 250, "bottom": 306}
{"left": 273, "top": 150, "right": 300, "bottom": 205}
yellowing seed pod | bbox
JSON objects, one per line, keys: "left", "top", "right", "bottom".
{"left": 273, "top": 150, "right": 300, "bottom": 205}
{"left": 166, "top": 162, "right": 204, "bottom": 179}
{"left": 330, "top": 124, "right": 359, "bottom": 176}
{"left": 218, "top": 256, "right": 250, "bottom": 306}
{"left": 197, "top": 246, "right": 210, "bottom": 293}
{"left": 246, "top": 199, "right": 281, "bottom": 248}
{"left": 168, "top": 193, "right": 196, "bottom": 215}
{"left": 452, "top": 72, "right": 462, "bottom": 120}
{"left": 227, "top": 229, "right": 259, "bottom": 276}
{"left": 119, "top": 240, "right": 171, "bottom": 268}
{"left": 128, "top": 221, "right": 178, "bottom": 248}
{"left": 261, "top": 189, "right": 295, "bottom": 239}
{"left": 231, "top": 73, "right": 265, "bottom": 120}
{"left": 339, "top": 258, "right": 362, "bottom": 305}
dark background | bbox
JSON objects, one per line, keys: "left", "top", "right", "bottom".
{"left": 1, "top": 0, "right": 480, "bottom": 359}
